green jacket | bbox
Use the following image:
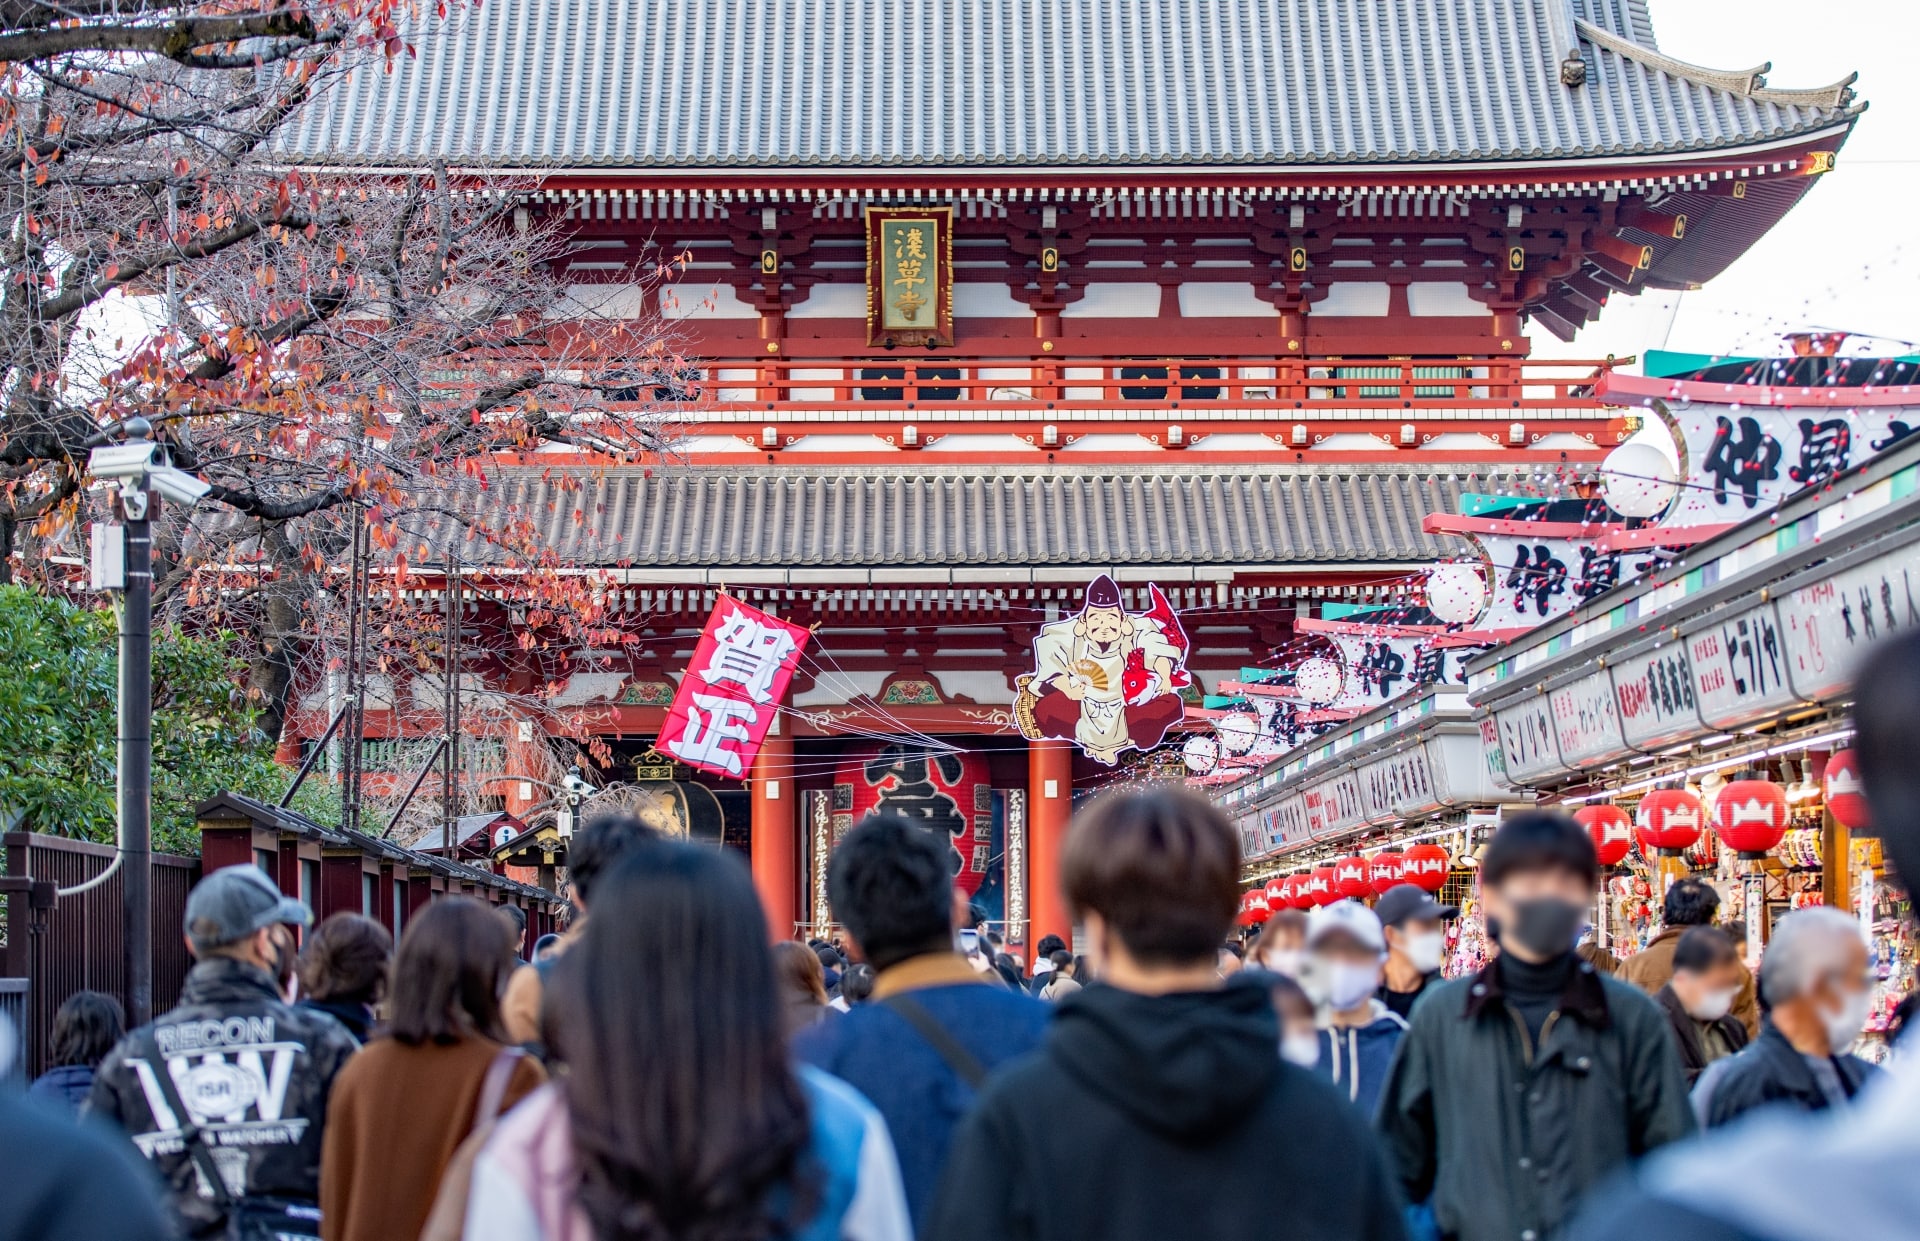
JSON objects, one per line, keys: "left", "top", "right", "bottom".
{"left": 1376, "top": 956, "right": 1694, "bottom": 1241}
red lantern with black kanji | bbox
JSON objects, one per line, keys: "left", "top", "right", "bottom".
{"left": 834, "top": 744, "right": 991, "bottom": 897}
{"left": 1714, "top": 778, "right": 1791, "bottom": 858}
{"left": 1824, "top": 749, "right": 1870, "bottom": 829}
{"left": 1307, "top": 865, "right": 1338, "bottom": 907}
{"left": 1401, "top": 843, "right": 1450, "bottom": 893}
{"left": 1635, "top": 787, "right": 1704, "bottom": 855}
{"left": 1334, "top": 855, "right": 1373, "bottom": 899}
{"left": 1575, "top": 804, "right": 1634, "bottom": 868}
{"left": 1370, "top": 850, "right": 1405, "bottom": 895}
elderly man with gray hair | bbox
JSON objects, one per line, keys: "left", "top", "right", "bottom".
{"left": 1689, "top": 906, "right": 1880, "bottom": 1129}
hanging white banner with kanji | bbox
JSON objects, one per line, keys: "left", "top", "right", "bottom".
{"left": 658, "top": 597, "right": 811, "bottom": 779}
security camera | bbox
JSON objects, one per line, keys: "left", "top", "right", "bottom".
{"left": 561, "top": 771, "right": 594, "bottom": 802}
{"left": 87, "top": 442, "right": 167, "bottom": 480}
{"left": 148, "top": 465, "right": 212, "bottom": 507}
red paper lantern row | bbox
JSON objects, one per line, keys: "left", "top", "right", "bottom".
{"left": 1400, "top": 843, "right": 1450, "bottom": 893}
{"left": 1264, "top": 876, "right": 1289, "bottom": 909}
{"left": 1636, "top": 787, "right": 1704, "bottom": 855}
{"left": 1370, "top": 850, "right": 1405, "bottom": 895}
{"left": 1306, "top": 865, "right": 1338, "bottom": 907}
{"left": 1288, "top": 873, "right": 1314, "bottom": 909}
{"left": 1825, "top": 749, "right": 1870, "bottom": 829}
{"left": 1575, "top": 804, "right": 1634, "bottom": 868}
{"left": 1334, "top": 855, "right": 1373, "bottom": 899}
{"left": 1714, "top": 778, "right": 1791, "bottom": 858}
{"left": 1238, "top": 888, "right": 1273, "bottom": 926}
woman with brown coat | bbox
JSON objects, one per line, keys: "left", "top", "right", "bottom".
{"left": 319, "top": 898, "right": 546, "bottom": 1241}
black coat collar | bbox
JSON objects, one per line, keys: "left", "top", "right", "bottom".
{"left": 1462, "top": 954, "right": 1612, "bottom": 1029}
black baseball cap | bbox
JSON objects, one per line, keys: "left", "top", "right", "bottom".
{"left": 1375, "top": 883, "right": 1459, "bottom": 929}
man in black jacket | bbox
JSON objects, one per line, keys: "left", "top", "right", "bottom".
{"left": 1376, "top": 811, "right": 1693, "bottom": 1241}
{"left": 1653, "top": 926, "right": 1749, "bottom": 1086}
{"left": 923, "top": 787, "right": 1406, "bottom": 1241}
{"left": 1692, "top": 906, "right": 1879, "bottom": 1128}
{"left": 88, "top": 865, "right": 360, "bottom": 1238}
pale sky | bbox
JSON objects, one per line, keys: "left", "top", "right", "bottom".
{"left": 1536, "top": 0, "right": 1920, "bottom": 365}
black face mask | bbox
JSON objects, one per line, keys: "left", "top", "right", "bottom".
{"left": 1504, "top": 898, "right": 1585, "bottom": 959}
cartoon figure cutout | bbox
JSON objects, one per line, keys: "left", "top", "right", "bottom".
{"left": 1014, "top": 575, "right": 1192, "bottom": 764}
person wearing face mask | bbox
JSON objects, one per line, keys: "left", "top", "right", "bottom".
{"left": 1374, "top": 885, "right": 1459, "bottom": 1020}
{"left": 1690, "top": 907, "right": 1880, "bottom": 1129}
{"left": 1376, "top": 810, "right": 1692, "bottom": 1241}
{"left": 1247, "top": 908, "right": 1310, "bottom": 978}
{"left": 1306, "top": 901, "right": 1407, "bottom": 1114}
{"left": 1653, "top": 927, "right": 1749, "bottom": 1086}
{"left": 87, "top": 865, "right": 361, "bottom": 1239}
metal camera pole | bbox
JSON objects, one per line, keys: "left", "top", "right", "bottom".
{"left": 117, "top": 418, "right": 155, "bottom": 1027}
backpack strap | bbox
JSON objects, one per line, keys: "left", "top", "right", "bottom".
{"left": 878, "top": 994, "right": 989, "bottom": 1090}
{"left": 472, "top": 1047, "right": 527, "bottom": 1133}
{"left": 146, "top": 1054, "right": 240, "bottom": 1212}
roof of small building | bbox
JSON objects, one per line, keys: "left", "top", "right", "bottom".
{"left": 281, "top": 0, "right": 1858, "bottom": 174}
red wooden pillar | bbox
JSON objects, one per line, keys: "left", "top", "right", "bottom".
{"left": 751, "top": 733, "right": 797, "bottom": 941}
{"left": 1027, "top": 740, "right": 1074, "bottom": 953}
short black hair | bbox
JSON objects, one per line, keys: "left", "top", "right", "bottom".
{"left": 569, "top": 813, "right": 659, "bottom": 905}
{"left": 1480, "top": 810, "right": 1599, "bottom": 889}
{"left": 1048, "top": 948, "right": 1074, "bottom": 970}
{"left": 840, "top": 963, "right": 877, "bottom": 1005}
{"left": 828, "top": 813, "right": 955, "bottom": 972}
{"left": 1035, "top": 934, "right": 1066, "bottom": 959}
{"left": 47, "top": 990, "right": 124, "bottom": 1069}
{"left": 813, "top": 942, "right": 845, "bottom": 971}
{"left": 498, "top": 905, "right": 528, "bottom": 937}
{"left": 1663, "top": 877, "right": 1721, "bottom": 927}
{"left": 1673, "top": 925, "right": 1740, "bottom": 974}
{"left": 1062, "top": 788, "right": 1240, "bottom": 967}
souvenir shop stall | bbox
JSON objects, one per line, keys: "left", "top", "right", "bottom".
{"left": 1465, "top": 430, "right": 1920, "bottom": 1057}
{"left": 1220, "top": 684, "right": 1524, "bottom": 973}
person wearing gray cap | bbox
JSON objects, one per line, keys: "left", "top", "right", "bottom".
{"left": 1374, "top": 884, "right": 1459, "bottom": 1021}
{"left": 87, "top": 865, "right": 360, "bottom": 1239}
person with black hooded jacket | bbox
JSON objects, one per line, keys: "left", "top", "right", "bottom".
{"left": 922, "top": 788, "right": 1406, "bottom": 1241}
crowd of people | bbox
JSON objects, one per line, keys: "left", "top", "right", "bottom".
{"left": 6, "top": 637, "right": 1920, "bottom": 1240}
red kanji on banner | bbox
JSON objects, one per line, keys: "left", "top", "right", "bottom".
{"left": 657, "top": 597, "right": 811, "bottom": 779}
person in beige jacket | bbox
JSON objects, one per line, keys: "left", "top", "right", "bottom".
{"left": 1618, "top": 878, "right": 1759, "bottom": 1038}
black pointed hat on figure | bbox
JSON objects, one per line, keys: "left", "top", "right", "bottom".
{"left": 1084, "top": 573, "right": 1123, "bottom": 609}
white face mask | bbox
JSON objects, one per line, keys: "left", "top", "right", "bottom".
{"left": 1684, "top": 985, "right": 1739, "bottom": 1022}
{"left": 1266, "top": 948, "right": 1305, "bottom": 980}
{"left": 1401, "top": 931, "right": 1447, "bottom": 976}
{"left": 1323, "top": 960, "right": 1383, "bottom": 1012}
{"left": 1281, "top": 1031, "right": 1322, "bottom": 1068}
{"left": 1822, "top": 988, "right": 1873, "bottom": 1053}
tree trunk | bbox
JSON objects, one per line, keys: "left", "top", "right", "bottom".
{"left": 246, "top": 521, "right": 305, "bottom": 745}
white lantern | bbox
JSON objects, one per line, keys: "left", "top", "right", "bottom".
{"left": 1294, "top": 656, "right": 1344, "bottom": 706}
{"left": 1425, "top": 562, "right": 1489, "bottom": 625}
{"left": 1216, "top": 712, "right": 1260, "bottom": 756}
{"left": 1182, "top": 734, "right": 1220, "bottom": 774}
{"left": 1600, "top": 442, "right": 1680, "bottom": 519}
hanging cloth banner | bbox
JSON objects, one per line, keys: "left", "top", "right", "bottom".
{"left": 659, "top": 597, "right": 811, "bottom": 779}
{"left": 866, "top": 206, "right": 954, "bottom": 347}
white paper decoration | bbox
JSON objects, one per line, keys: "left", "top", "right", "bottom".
{"left": 1182, "top": 734, "right": 1221, "bottom": 774}
{"left": 1215, "top": 712, "right": 1260, "bottom": 755}
{"left": 1600, "top": 442, "right": 1680, "bottom": 519}
{"left": 1425, "top": 562, "right": 1489, "bottom": 625}
{"left": 1294, "top": 656, "right": 1345, "bottom": 706}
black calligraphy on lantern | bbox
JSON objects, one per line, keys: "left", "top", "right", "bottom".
{"left": 1789, "top": 418, "right": 1852, "bottom": 488}
{"left": 1506, "top": 544, "right": 1569, "bottom": 617}
{"left": 863, "top": 744, "right": 968, "bottom": 874}
{"left": 1702, "top": 414, "right": 1783, "bottom": 509}
{"left": 1358, "top": 641, "right": 1406, "bottom": 699}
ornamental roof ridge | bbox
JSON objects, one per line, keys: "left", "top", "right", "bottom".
{"left": 1573, "top": 18, "right": 1861, "bottom": 110}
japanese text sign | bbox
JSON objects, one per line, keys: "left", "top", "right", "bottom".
{"left": 1685, "top": 601, "right": 1797, "bottom": 729}
{"left": 658, "top": 598, "right": 810, "bottom": 779}
{"left": 866, "top": 207, "right": 954, "bottom": 346}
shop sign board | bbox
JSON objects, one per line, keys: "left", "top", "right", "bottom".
{"left": 1385, "top": 744, "right": 1441, "bottom": 818}
{"left": 1313, "top": 768, "right": 1367, "bottom": 835}
{"left": 1431, "top": 731, "right": 1513, "bottom": 806}
{"left": 1548, "top": 669, "right": 1629, "bottom": 769}
{"left": 1494, "top": 695, "right": 1561, "bottom": 786}
{"left": 1685, "top": 601, "right": 1798, "bottom": 729}
{"left": 1781, "top": 541, "right": 1920, "bottom": 703}
{"left": 1272, "top": 795, "right": 1312, "bottom": 846}
{"left": 1611, "top": 644, "right": 1700, "bottom": 752}
{"left": 1477, "top": 714, "right": 1510, "bottom": 788}
{"left": 1359, "top": 757, "right": 1398, "bottom": 823}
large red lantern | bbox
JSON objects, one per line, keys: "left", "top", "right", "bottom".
{"left": 1714, "top": 778, "right": 1791, "bottom": 858}
{"left": 1575, "top": 804, "right": 1634, "bottom": 868}
{"left": 1244, "top": 888, "right": 1273, "bottom": 925}
{"left": 1636, "top": 788, "right": 1704, "bottom": 855}
{"left": 834, "top": 744, "right": 991, "bottom": 897}
{"left": 1401, "top": 843, "right": 1450, "bottom": 893}
{"left": 1306, "top": 865, "right": 1338, "bottom": 907}
{"left": 1825, "top": 749, "right": 1870, "bottom": 829}
{"left": 1370, "top": 850, "right": 1405, "bottom": 895}
{"left": 1288, "top": 873, "right": 1315, "bottom": 909}
{"left": 1333, "top": 855, "right": 1373, "bottom": 899}
{"left": 1264, "top": 876, "right": 1289, "bottom": 909}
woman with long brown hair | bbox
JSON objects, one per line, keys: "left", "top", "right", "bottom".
{"left": 319, "top": 898, "right": 545, "bottom": 1241}
{"left": 464, "top": 838, "right": 910, "bottom": 1241}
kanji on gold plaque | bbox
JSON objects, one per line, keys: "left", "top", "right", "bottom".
{"left": 865, "top": 206, "right": 953, "bottom": 346}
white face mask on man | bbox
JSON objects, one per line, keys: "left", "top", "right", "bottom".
{"left": 1400, "top": 930, "right": 1447, "bottom": 975}
{"left": 1683, "top": 985, "right": 1739, "bottom": 1023}
{"left": 1322, "top": 959, "right": 1383, "bottom": 1012}
{"left": 1822, "top": 987, "right": 1873, "bottom": 1052}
